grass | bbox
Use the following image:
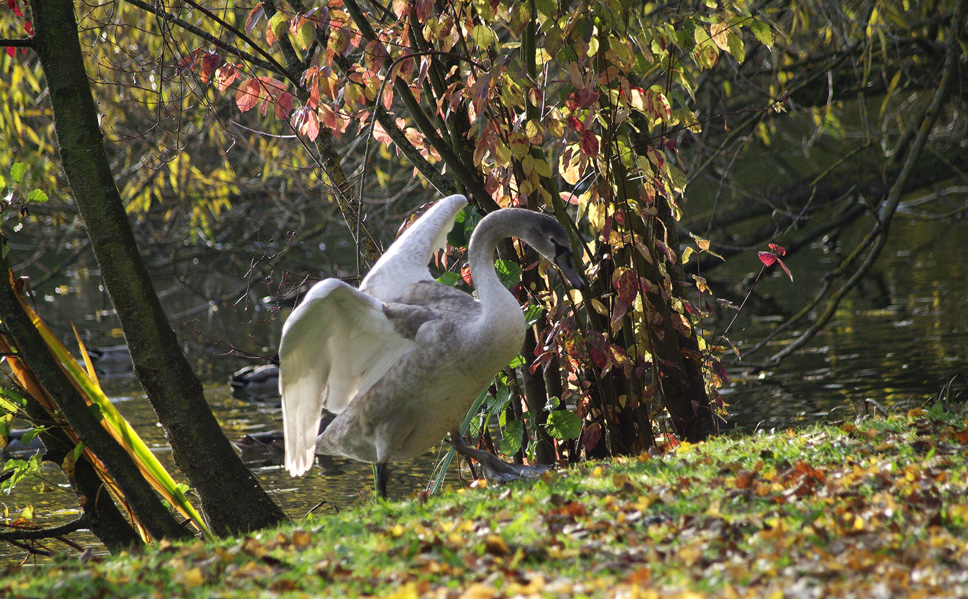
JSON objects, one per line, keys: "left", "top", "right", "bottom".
{"left": 2, "top": 404, "right": 968, "bottom": 598}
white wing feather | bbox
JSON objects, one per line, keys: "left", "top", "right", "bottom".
{"left": 361, "top": 194, "right": 468, "bottom": 302}
{"left": 279, "top": 279, "right": 415, "bottom": 476}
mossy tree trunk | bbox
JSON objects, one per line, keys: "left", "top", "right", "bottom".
{"left": 0, "top": 260, "right": 190, "bottom": 544}
{"left": 29, "top": 0, "right": 287, "bottom": 535}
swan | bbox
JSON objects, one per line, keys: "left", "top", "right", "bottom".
{"left": 229, "top": 356, "right": 280, "bottom": 400}
{"left": 279, "top": 194, "right": 583, "bottom": 497}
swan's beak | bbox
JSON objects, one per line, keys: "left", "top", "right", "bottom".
{"left": 558, "top": 265, "right": 585, "bottom": 290}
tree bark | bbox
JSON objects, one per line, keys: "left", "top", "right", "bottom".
{"left": 30, "top": 0, "right": 286, "bottom": 535}
{"left": 0, "top": 263, "right": 191, "bottom": 542}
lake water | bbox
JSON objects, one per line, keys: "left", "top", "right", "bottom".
{"left": 2, "top": 212, "right": 966, "bottom": 563}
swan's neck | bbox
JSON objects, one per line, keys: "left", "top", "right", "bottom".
{"left": 468, "top": 211, "right": 524, "bottom": 326}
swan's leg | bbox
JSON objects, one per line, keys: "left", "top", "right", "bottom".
{"left": 450, "top": 433, "right": 552, "bottom": 484}
{"left": 375, "top": 462, "right": 390, "bottom": 498}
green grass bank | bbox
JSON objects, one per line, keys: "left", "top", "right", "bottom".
{"left": 3, "top": 405, "right": 967, "bottom": 598}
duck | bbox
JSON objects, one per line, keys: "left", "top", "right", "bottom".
{"left": 280, "top": 194, "right": 583, "bottom": 497}
{"left": 87, "top": 344, "right": 134, "bottom": 376}
{"left": 1, "top": 428, "right": 46, "bottom": 460}
{"left": 233, "top": 412, "right": 335, "bottom": 465}
{"left": 229, "top": 355, "right": 280, "bottom": 400}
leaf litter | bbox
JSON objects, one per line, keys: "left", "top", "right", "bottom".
{"left": 2, "top": 405, "right": 967, "bottom": 598}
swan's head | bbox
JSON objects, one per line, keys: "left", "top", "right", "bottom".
{"left": 519, "top": 213, "right": 585, "bottom": 290}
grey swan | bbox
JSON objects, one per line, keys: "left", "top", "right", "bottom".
{"left": 279, "top": 194, "right": 583, "bottom": 497}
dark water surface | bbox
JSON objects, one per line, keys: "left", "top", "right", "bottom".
{"left": 2, "top": 214, "right": 966, "bottom": 563}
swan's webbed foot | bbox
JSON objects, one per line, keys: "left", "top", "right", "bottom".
{"left": 450, "top": 435, "right": 552, "bottom": 484}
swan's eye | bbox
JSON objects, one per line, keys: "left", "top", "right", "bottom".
{"left": 551, "top": 239, "right": 572, "bottom": 264}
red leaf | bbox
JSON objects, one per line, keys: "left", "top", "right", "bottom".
{"left": 711, "top": 358, "right": 728, "bottom": 383}
{"left": 8, "top": 0, "right": 22, "bottom": 17}
{"left": 655, "top": 240, "right": 677, "bottom": 265}
{"left": 758, "top": 251, "right": 776, "bottom": 267}
{"left": 293, "top": 106, "right": 319, "bottom": 141}
{"left": 177, "top": 49, "right": 202, "bottom": 74}
{"left": 768, "top": 243, "right": 786, "bottom": 256}
{"left": 777, "top": 257, "right": 794, "bottom": 281}
{"left": 199, "top": 51, "right": 222, "bottom": 84}
{"left": 579, "top": 129, "right": 599, "bottom": 158}
{"left": 273, "top": 91, "right": 294, "bottom": 120}
{"left": 372, "top": 120, "right": 393, "bottom": 145}
{"left": 586, "top": 331, "right": 611, "bottom": 369}
{"left": 612, "top": 268, "right": 638, "bottom": 304}
{"left": 235, "top": 78, "right": 262, "bottom": 112}
{"left": 565, "top": 91, "right": 580, "bottom": 112}
{"left": 582, "top": 422, "right": 602, "bottom": 451}
{"left": 414, "top": 0, "right": 433, "bottom": 23}
{"left": 245, "top": 3, "right": 264, "bottom": 34}
{"left": 364, "top": 40, "right": 387, "bottom": 74}
{"left": 391, "top": 0, "right": 409, "bottom": 18}
{"left": 382, "top": 83, "right": 394, "bottom": 111}
{"left": 215, "top": 63, "right": 239, "bottom": 91}
{"left": 24, "top": 20, "right": 32, "bottom": 35}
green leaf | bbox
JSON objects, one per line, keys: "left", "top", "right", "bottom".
{"left": 499, "top": 420, "right": 524, "bottom": 456}
{"left": 0, "top": 414, "right": 11, "bottom": 447}
{"left": 0, "top": 174, "right": 6, "bottom": 189}
{"left": 436, "top": 271, "right": 461, "bottom": 287}
{"left": 20, "top": 427, "right": 42, "bottom": 446}
{"left": 26, "top": 189, "right": 48, "bottom": 203}
{"left": 494, "top": 259, "right": 522, "bottom": 288}
{"left": 534, "top": 0, "right": 555, "bottom": 18}
{"left": 524, "top": 304, "right": 544, "bottom": 326}
{"left": 546, "top": 410, "right": 582, "bottom": 440}
{"left": 487, "top": 386, "right": 512, "bottom": 415}
{"left": 268, "top": 13, "right": 288, "bottom": 41}
{"left": 294, "top": 21, "right": 314, "bottom": 50}
{"left": 750, "top": 18, "right": 774, "bottom": 48}
{"left": 21, "top": 309, "right": 215, "bottom": 540}
{"left": 0, "top": 387, "right": 28, "bottom": 414}
{"left": 10, "top": 163, "right": 25, "bottom": 184}
{"left": 727, "top": 32, "right": 745, "bottom": 63}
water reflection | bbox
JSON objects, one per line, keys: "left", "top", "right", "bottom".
{"left": 723, "top": 218, "right": 968, "bottom": 431}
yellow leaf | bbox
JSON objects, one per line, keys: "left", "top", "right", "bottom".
{"left": 460, "top": 583, "right": 496, "bottom": 599}
{"left": 710, "top": 22, "right": 730, "bottom": 51}
{"left": 181, "top": 567, "right": 204, "bottom": 587}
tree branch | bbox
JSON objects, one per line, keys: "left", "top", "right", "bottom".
{"left": 766, "top": 0, "right": 966, "bottom": 365}
{"left": 0, "top": 514, "right": 90, "bottom": 542}
{"left": 0, "top": 38, "right": 34, "bottom": 49}
{"left": 120, "top": 0, "right": 278, "bottom": 74}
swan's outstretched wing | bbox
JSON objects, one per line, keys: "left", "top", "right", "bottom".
{"left": 361, "top": 194, "right": 468, "bottom": 302}
{"left": 279, "top": 279, "right": 416, "bottom": 476}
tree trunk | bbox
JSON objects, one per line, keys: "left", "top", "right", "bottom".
{"left": 30, "top": 0, "right": 286, "bottom": 535}
{"left": 0, "top": 263, "right": 191, "bottom": 542}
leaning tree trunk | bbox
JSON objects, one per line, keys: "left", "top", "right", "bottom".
{"left": 30, "top": 0, "right": 287, "bottom": 535}
{"left": 0, "top": 261, "right": 190, "bottom": 544}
